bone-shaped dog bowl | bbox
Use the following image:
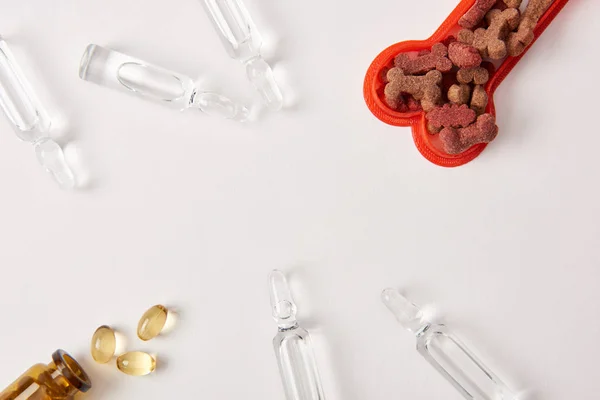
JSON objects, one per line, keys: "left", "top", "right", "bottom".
{"left": 363, "top": 0, "right": 569, "bottom": 167}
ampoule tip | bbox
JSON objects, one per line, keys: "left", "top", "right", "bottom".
{"left": 382, "top": 288, "right": 424, "bottom": 333}
{"left": 269, "top": 270, "right": 298, "bottom": 328}
{"left": 34, "top": 138, "right": 75, "bottom": 189}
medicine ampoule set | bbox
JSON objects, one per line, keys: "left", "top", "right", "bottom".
{"left": 0, "top": 0, "right": 284, "bottom": 189}
{"left": 0, "top": 274, "right": 523, "bottom": 400}
{"left": 0, "top": 0, "right": 574, "bottom": 397}
{"left": 78, "top": 0, "right": 282, "bottom": 123}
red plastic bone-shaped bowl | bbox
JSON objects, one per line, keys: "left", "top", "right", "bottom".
{"left": 363, "top": 0, "right": 570, "bottom": 167}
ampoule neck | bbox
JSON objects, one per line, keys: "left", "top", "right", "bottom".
{"left": 236, "top": 43, "right": 261, "bottom": 65}
{"left": 278, "top": 321, "right": 300, "bottom": 332}
{"left": 414, "top": 321, "right": 433, "bottom": 338}
{"left": 189, "top": 90, "right": 249, "bottom": 122}
{"left": 16, "top": 129, "right": 48, "bottom": 144}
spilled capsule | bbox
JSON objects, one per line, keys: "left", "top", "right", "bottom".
{"left": 137, "top": 305, "right": 168, "bottom": 341}
{"left": 90, "top": 325, "right": 116, "bottom": 364}
{"left": 116, "top": 351, "right": 156, "bottom": 376}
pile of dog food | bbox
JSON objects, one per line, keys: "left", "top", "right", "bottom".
{"left": 384, "top": 0, "right": 554, "bottom": 154}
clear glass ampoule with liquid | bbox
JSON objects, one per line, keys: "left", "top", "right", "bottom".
{"left": 0, "top": 349, "right": 92, "bottom": 400}
{"left": 0, "top": 37, "right": 75, "bottom": 189}
{"left": 78, "top": 44, "right": 249, "bottom": 122}
{"left": 269, "top": 270, "right": 325, "bottom": 400}
{"left": 200, "top": 0, "right": 283, "bottom": 110}
{"left": 382, "top": 288, "right": 516, "bottom": 400}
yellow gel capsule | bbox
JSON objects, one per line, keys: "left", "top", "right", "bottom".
{"left": 90, "top": 325, "right": 116, "bottom": 364}
{"left": 137, "top": 304, "right": 168, "bottom": 341}
{"left": 116, "top": 352, "right": 156, "bottom": 376}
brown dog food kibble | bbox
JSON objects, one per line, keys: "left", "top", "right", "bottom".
{"left": 459, "top": 0, "right": 497, "bottom": 29}
{"left": 456, "top": 66, "right": 489, "bottom": 85}
{"left": 428, "top": 122, "right": 442, "bottom": 134}
{"left": 503, "top": 0, "right": 523, "bottom": 7}
{"left": 385, "top": 68, "right": 442, "bottom": 112}
{"left": 466, "top": 8, "right": 520, "bottom": 59}
{"left": 426, "top": 104, "right": 477, "bottom": 131}
{"left": 407, "top": 96, "right": 422, "bottom": 111}
{"left": 470, "top": 85, "right": 489, "bottom": 115}
{"left": 457, "top": 28, "right": 475, "bottom": 45}
{"left": 448, "top": 42, "right": 482, "bottom": 69}
{"left": 393, "top": 94, "right": 424, "bottom": 113}
{"left": 439, "top": 113, "right": 499, "bottom": 154}
{"left": 394, "top": 43, "right": 453, "bottom": 75}
{"left": 448, "top": 84, "right": 471, "bottom": 105}
{"left": 507, "top": 0, "right": 554, "bottom": 56}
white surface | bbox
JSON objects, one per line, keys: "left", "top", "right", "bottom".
{"left": 0, "top": 0, "right": 597, "bottom": 399}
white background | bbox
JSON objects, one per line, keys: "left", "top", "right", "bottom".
{"left": 0, "top": 0, "right": 598, "bottom": 399}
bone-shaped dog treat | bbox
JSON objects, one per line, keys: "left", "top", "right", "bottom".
{"left": 507, "top": 0, "right": 555, "bottom": 56}
{"left": 448, "top": 84, "right": 471, "bottom": 105}
{"left": 394, "top": 43, "right": 453, "bottom": 74}
{"left": 439, "top": 113, "right": 498, "bottom": 154}
{"left": 448, "top": 41, "right": 482, "bottom": 68}
{"left": 427, "top": 104, "right": 476, "bottom": 130}
{"left": 470, "top": 85, "right": 488, "bottom": 115}
{"left": 459, "top": 0, "right": 497, "bottom": 29}
{"left": 465, "top": 8, "right": 520, "bottom": 59}
{"left": 456, "top": 65, "right": 489, "bottom": 85}
{"left": 385, "top": 68, "right": 442, "bottom": 112}
{"left": 363, "top": 0, "right": 568, "bottom": 166}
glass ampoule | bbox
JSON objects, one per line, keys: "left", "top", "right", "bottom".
{"left": 0, "top": 37, "right": 75, "bottom": 189}
{"left": 78, "top": 44, "right": 249, "bottom": 122}
{"left": 200, "top": 0, "right": 283, "bottom": 110}
{"left": 0, "top": 349, "right": 92, "bottom": 400}
{"left": 382, "top": 288, "right": 516, "bottom": 400}
{"left": 270, "top": 270, "right": 325, "bottom": 400}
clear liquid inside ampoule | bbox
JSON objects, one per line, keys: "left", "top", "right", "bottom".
{"left": 417, "top": 325, "right": 515, "bottom": 400}
{"left": 79, "top": 44, "right": 195, "bottom": 110}
{"left": 201, "top": 0, "right": 259, "bottom": 61}
{"left": 0, "top": 39, "right": 50, "bottom": 141}
{"left": 273, "top": 327, "right": 326, "bottom": 400}
{"left": 117, "top": 63, "right": 187, "bottom": 102}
